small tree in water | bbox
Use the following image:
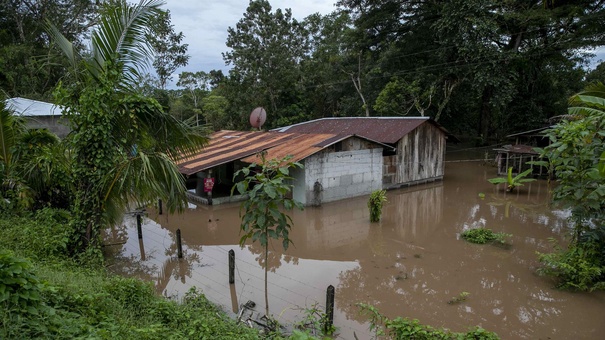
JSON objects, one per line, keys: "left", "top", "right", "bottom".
{"left": 232, "top": 153, "right": 303, "bottom": 316}
{"left": 368, "top": 190, "right": 387, "bottom": 222}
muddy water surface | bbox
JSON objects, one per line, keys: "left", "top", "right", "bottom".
{"left": 105, "top": 162, "right": 605, "bottom": 339}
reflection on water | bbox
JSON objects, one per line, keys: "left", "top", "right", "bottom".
{"left": 105, "top": 162, "right": 605, "bottom": 339}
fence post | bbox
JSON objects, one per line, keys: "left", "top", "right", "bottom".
{"left": 136, "top": 213, "right": 143, "bottom": 239}
{"left": 324, "top": 285, "right": 335, "bottom": 334}
{"left": 228, "top": 249, "right": 235, "bottom": 284}
{"left": 176, "top": 228, "right": 183, "bottom": 259}
{"left": 158, "top": 199, "right": 163, "bottom": 215}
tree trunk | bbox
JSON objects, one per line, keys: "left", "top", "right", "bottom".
{"left": 264, "top": 243, "right": 269, "bottom": 316}
{"left": 479, "top": 86, "right": 493, "bottom": 145}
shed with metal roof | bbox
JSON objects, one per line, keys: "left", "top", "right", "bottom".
{"left": 177, "top": 130, "right": 391, "bottom": 206}
{"left": 4, "top": 97, "right": 70, "bottom": 138}
{"left": 275, "top": 117, "right": 454, "bottom": 189}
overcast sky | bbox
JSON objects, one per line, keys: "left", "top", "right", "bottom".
{"left": 163, "top": 0, "right": 337, "bottom": 78}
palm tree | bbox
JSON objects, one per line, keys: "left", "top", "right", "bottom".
{"left": 48, "top": 0, "right": 208, "bottom": 252}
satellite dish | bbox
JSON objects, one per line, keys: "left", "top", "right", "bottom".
{"left": 250, "top": 107, "right": 267, "bottom": 129}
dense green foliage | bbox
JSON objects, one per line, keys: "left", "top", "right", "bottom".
{"left": 0, "top": 0, "right": 97, "bottom": 99}
{"left": 0, "top": 210, "right": 260, "bottom": 339}
{"left": 536, "top": 83, "right": 605, "bottom": 290}
{"left": 368, "top": 190, "right": 387, "bottom": 222}
{"left": 461, "top": 228, "right": 511, "bottom": 245}
{"left": 358, "top": 304, "right": 499, "bottom": 339}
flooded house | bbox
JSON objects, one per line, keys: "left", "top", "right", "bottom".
{"left": 4, "top": 97, "right": 70, "bottom": 138}
{"left": 274, "top": 117, "right": 457, "bottom": 189}
{"left": 176, "top": 130, "right": 392, "bottom": 206}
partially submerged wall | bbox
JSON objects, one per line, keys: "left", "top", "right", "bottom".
{"left": 298, "top": 146, "right": 383, "bottom": 206}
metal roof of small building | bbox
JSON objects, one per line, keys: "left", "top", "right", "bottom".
{"left": 177, "top": 130, "right": 392, "bottom": 175}
{"left": 5, "top": 97, "right": 65, "bottom": 117}
{"left": 494, "top": 144, "right": 540, "bottom": 155}
{"left": 273, "top": 117, "right": 457, "bottom": 144}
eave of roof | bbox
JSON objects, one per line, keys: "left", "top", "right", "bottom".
{"left": 5, "top": 97, "right": 65, "bottom": 117}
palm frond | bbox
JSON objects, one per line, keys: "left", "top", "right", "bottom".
{"left": 46, "top": 22, "right": 81, "bottom": 79}
{"left": 91, "top": 0, "right": 164, "bottom": 89}
{"left": 568, "top": 106, "right": 605, "bottom": 118}
{"left": 569, "top": 82, "right": 605, "bottom": 106}
{"left": 0, "top": 102, "right": 27, "bottom": 168}
{"left": 102, "top": 150, "right": 188, "bottom": 225}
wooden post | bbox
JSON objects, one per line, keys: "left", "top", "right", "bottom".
{"left": 158, "top": 199, "right": 163, "bottom": 215}
{"left": 138, "top": 239, "right": 146, "bottom": 261}
{"left": 229, "top": 249, "right": 235, "bottom": 284}
{"left": 207, "top": 170, "right": 213, "bottom": 206}
{"left": 136, "top": 213, "right": 143, "bottom": 239}
{"left": 324, "top": 285, "right": 335, "bottom": 334}
{"left": 176, "top": 228, "right": 183, "bottom": 259}
{"left": 229, "top": 283, "right": 239, "bottom": 314}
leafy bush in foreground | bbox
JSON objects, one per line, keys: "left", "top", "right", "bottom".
{"left": 358, "top": 303, "right": 499, "bottom": 339}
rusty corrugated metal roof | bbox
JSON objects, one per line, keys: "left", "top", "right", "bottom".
{"left": 177, "top": 130, "right": 298, "bottom": 175}
{"left": 240, "top": 133, "right": 347, "bottom": 165}
{"left": 274, "top": 117, "right": 435, "bottom": 144}
{"left": 177, "top": 130, "right": 393, "bottom": 175}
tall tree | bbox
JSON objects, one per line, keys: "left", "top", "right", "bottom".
{"left": 223, "top": 0, "right": 309, "bottom": 128}
{"left": 146, "top": 8, "right": 189, "bottom": 89}
{"left": 0, "top": 0, "right": 97, "bottom": 98}
{"left": 48, "top": 0, "right": 207, "bottom": 255}
{"left": 337, "top": 0, "right": 605, "bottom": 139}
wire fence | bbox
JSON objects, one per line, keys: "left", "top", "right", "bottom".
{"left": 108, "top": 215, "right": 372, "bottom": 339}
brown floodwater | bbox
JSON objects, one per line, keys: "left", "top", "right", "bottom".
{"left": 105, "top": 161, "right": 605, "bottom": 339}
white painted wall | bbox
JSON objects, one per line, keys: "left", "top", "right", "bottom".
{"left": 300, "top": 148, "right": 383, "bottom": 206}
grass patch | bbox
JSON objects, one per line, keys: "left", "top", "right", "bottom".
{"left": 461, "top": 228, "right": 511, "bottom": 246}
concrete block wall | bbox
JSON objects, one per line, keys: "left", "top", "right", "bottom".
{"left": 303, "top": 148, "right": 383, "bottom": 205}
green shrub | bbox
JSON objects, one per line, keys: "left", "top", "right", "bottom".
{"left": 461, "top": 228, "right": 511, "bottom": 245}
{"left": 368, "top": 190, "right": 387, "bottom": 222}
{"left": 0, "top": 251, "right": 44, "bottom": 314}
{"left": 0, "top": 208, "right": 73, "bottom": 261}
{"left": 358, "top": 303, "right": 499, "bottom": 339}
{"left": 537, "top": 239, "right": 605, "bottom": 291}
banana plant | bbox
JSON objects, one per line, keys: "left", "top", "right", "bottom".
{"left": 488, "top": 167, "right": 536, "bottom": 192}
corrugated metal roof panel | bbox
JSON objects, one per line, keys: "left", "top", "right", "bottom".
{"left": 274, "top": 117, "right": 429, "bottom": 144}
{"left": 5, "top": 97, "right": 65, "bottom": 117}
{"left": 240, "top": 133, "right": 339, "bottom": 164}
{"left": 177, "top": 130, "right": 299, "bottom": 175}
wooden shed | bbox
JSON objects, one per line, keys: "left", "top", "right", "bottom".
{"left": 274, "top": 117, "right": 457, "bottom": 189}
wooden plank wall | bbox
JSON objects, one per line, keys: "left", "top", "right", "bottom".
{"left": 396, "top": 122, "right": 445, "bottom": 184}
